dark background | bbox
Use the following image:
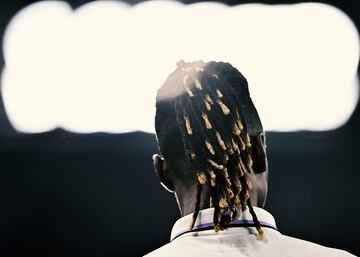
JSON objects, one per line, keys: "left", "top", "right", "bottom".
{"left": 0, "top": 0, "right": 359, "bottom": 256}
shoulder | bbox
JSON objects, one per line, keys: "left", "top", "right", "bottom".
{"left": 274, "top": 233, "right": 356, "bottom": 257}
{"left": 143, "top": 242, "right": 178, "bottom": 257}
{"left": 143, "top": 238, "right": 204, "bottom": 257}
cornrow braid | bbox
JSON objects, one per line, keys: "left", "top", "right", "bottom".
{"left": 156, "top": 60, "right": 264, "bottom": 240}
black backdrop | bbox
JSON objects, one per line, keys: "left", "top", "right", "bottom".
{"left": 0, "top": 0, "right": 359, "bottom": 256}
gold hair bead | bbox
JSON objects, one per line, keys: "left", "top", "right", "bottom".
{"left": 215, "top": 131, "right": 226, "bottom": 151}
{"left": 205, "top": 94, "right": 214, "bottom": 105}
{"left": 190, "top": 151, "right": 196, "bottom": 160}
{"left": 216, "top": 89, "right": 223, "bottom": 98}
{"left": 204, "top": 100, "right": 211, "bottom": 111}
{"left": 185, "top": 86, "right": 194, "bottom": 97}
{"left": 234, "top": 195, "right": 241, "bottom": 205}
{"left": 239, "top": 137, "right": 246, "bottom": 150}
{"left": 247, "top": 155, "right": 253, "bottom": 171}
{"left": 238, "top": 161, "right": 245, "bottom": 176}
{"left": 224, "top": 154, "right": 229, "bottom": 161}
{"left": 226, "top": 142, "right": 234, "bottom": 155}
{"left": 202, "top": 113, "right": 212, "bottom": 129}
{"left": 205, "top": 140, "right": 215, "bottom": 155}
{"left": 223, "top": 167, "right": 231, "bottom": 177}
{"left": 234, "top": 178, "right": 241, "bottom": 191}
{"left": 246, "top": 133, "right": 251, "bottom": 148}
{"left": 198, "top": 171, "right": 207, "bottom": 185}
{"left": 184, "top": 116, "right": 193, "bottom": 135}
{"left": 208, "top": 170, "right": 217, "bottom": 187}
{"left": 208, "top": 169, "right": 216, "bottom": 179}
{"left": 207, "top": 159, "right": 224, "bottom": 170}
{"left": 236, "top": 119, "right": 244, "bottom": 131}
{"left": 194, "top": 79, "right": 203, "bottom": 90}
{"left": 225, "top": 177, "right": 232, "bottom": 186}
{"left": 219, "top": 197, "right": 228, "bottom": 208}
{"left": 227, "top": 187, "right": 234, "bottom": 198}
{"left": 246, "top": 178, "right": 252, "bottom": 190}
{"left": 231, "top": 138, "right": 239, "bottom": 152}
{"left": 233, "top": 123, "right": 241, "bottom": 135}
{"left": 216, "top": 99, "right": 230, "bottom": 115}
{"left": 258, "top": 227, "right": 265, "bottom": 241}
{"left": 240, "top": 159, "right": 247, "bottom": 173}
{"left": 212, "top": 74, "right": 219, "bottom": 79}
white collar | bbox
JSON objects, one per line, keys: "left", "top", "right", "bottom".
{"left": 170, "top": 206, "right": 277, "bottom": 241}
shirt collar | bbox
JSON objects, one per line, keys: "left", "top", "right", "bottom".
{"left": 170, "top": 206, "right": 277, "bottom": 241}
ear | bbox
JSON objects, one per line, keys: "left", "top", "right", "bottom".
{"left": 251, "top": 132, "right": 268, "bottom": 174}
{"left": 152, "top": 154, "right": 175, "bottom": 192}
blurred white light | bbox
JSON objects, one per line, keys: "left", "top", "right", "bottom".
{"left": 1, "top": 1, "right": 359, "bottom": 133}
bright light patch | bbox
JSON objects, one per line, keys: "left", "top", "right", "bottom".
{"left": 1, "top": 1, "right": 359, "bottom": 133}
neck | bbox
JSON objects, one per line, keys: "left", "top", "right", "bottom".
{"left": 175, "top": 185, "right": 212, "bottom": 216}
{"left": 176, "top": 185, "right": 260, "bottom": 216}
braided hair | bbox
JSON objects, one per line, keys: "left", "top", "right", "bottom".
{"left": 155, "top": 60, "right": 265, "bottom": 240}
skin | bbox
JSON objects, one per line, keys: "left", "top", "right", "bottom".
{"left": 153, "top": 132, "right": 269, "bottom": 216}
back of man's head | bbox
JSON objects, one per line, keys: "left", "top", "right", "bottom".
{"left": 154, "top": 60, "right": 268, "bottom": 238}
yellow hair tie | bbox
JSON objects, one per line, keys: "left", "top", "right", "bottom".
{"left": 231, "top": 138, "right": 239, "bottom": 152}
{"left": 195, "top": 79, "right": 203, "bottom": 90}
{"left": 236, "top": 119, "right": 244, "bottom": 131}
{"left": 234, "top": 178, "right": 241, "bottom": 191}
{"left": 226, "top": 142, "right": 234, "bottom": 155}
{"left": 184, "top": 116, "right": 193, "bottom": 135}
{"left": 202, "top": 113, "right": 212, "bottom": 129}
{"left": 233, "top": 123, "right": 241, "bottom": 135}
{"left": 208, "top": 169, "right": 216, "bottom": 187}
{"left": 227, "top": 187, "right": 234, "bottom": 198}
{"left": 219, "top": 197, "right": 228, "bottom": 208}
{"left": 205, "top": 94, "right": 214, "bottom": 105}
{"left": 197, "top": 171, "right": 207, "bottom": 185}
{"left": 207, "top": 159, "right": 224, "bottom": 170}
{"left": 204, "top": 100, "right": 211, "bottom": 111}
{"left": 223, "top": 167, "right": 229, "bottom": 178}
{"left": 184, "top": 86, "right": 194, "bottom": 97}
{"left": 246, "top": 133, "right": 251, "bottom": 148}
{"left": 247, "top": 155, "right": 253, "bottom": 172}
{"left": 258, "top": 228, "right": 265, "bottom": 241}
{"left": 189, "top": 150, "right": 196, "bottom": 160}
{"left": 239, "top": 137, "right": 246, "bottom": 150}
{"left": 216, "top": 99, "right": 230, "bottom": 115}
{"left": 216, "top": 131, "right": 226, "bottom": 151}
{"left": 216, "top": 89, "right": 223, "bottom": 98}
{"left": 205, "top": 140, "right": 215, "bottom": 155}
{"left": 246, "top": 178, "right": 252, "bottom": 190}
{"left": 234, "top": 194, "right": 241, "bottom": 205}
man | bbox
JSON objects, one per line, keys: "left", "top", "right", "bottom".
{"left": 146, "top": 60, "right": 354, "bottom": 256}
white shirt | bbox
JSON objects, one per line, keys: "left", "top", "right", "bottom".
{"left": 145, "top": 206, "right": 355, "bottom": 257}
